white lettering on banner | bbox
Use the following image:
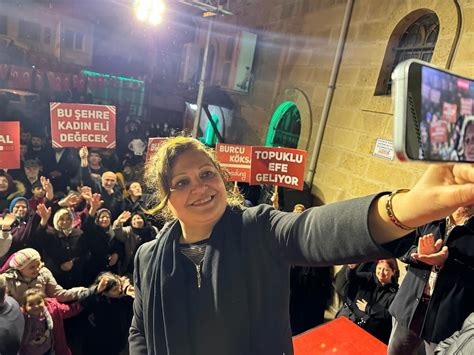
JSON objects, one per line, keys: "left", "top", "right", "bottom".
{"left": 254, "top": 150, "right": 303, "bottom": 163}
{"left": 93, "top": 121, "right": 110, "bottom": 131}
{"left": 218, "top": 145, "right": 246, "bottom": 154}
{"left": 229, "top": 155, "right": 251, "bottom": 164}
{"left": 59, "top": 133, "right": 108, "bottom": 143}
{"left": 255, "top": 173, "right": 299, "bottom": 186}
{"left": 0, "top": 135, "right": 14, "bottom": 144}
{"left": 57, "top": 109, "right": 73, "bottom": 118}
{"left": 268, "top": 162, "right": 288, "bottom": 172}
{"left": 58, "top": 121, "right": 92, "bottom": 130}
{"left": 73, "top": 109, "right": 110, "bottom": 120}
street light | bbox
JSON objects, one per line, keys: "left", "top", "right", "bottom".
{"left": 135, "top": 0, "right": 166, "bottom": 25}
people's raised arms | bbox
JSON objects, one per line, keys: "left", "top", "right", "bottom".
{"left": 79, "top": 146, "right": 89, "bottom": 159}
{"left": 36, "top": 203, "right": 52, "bottom": 226}
{"left": 115, "top": 211, "right": 132, "bottom": 225}
{"left": 88, "top": 193, "right": 103, "bottom": 215}
{"left": 40, "top": 176, "right": 54, "bottom": 200}
{"left": 0, "top": 213, "right": 15, "bottom": 230}
{"left": 80, "top": 186, "right": 93, "bottom": 201}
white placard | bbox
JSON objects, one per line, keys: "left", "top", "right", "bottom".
{"left": 373, "top": 138, "right": 394, "bottom": 160}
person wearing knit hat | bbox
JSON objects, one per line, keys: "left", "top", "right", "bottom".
{"left": 2, "top": 247, "right": 92, "bottom": 303}
{"left": 9, "top": 248, "right": 41, "bottom": 274}
{"left": 9, "top": 197, "right": 29, "bottom": 220}
{"left": 53, "top": 208, "right": 73, "bottom": 234}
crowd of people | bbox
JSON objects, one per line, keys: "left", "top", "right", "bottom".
{"left": 0, "top": 112, "right": 473, "bottom": 354}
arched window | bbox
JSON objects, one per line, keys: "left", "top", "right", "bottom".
{"left": 266, "top": 101, "right": 301, "bottom": 148}
{"left": 375, "top": 12, "right": 439, "bottom": 96}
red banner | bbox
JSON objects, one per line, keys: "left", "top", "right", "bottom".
{"left": 250, "top": 146, "right": 307, "bottom": 190}
{"left": 461, "top": 98, "right": 473, "bottom": 116}
{"left": 47, "top": 72, "right": 72, "bottom": 91}
{"left": 0, "top": 121, "right": 20, "bottom": 169}
{"left": 145, "top": 137, "right": 167, "bottom": 164}
{"left": 50, "top": 102, "right": 116, "bottom": 148}
{"left": 442, "top": 102, "right": 458, "bottom": 122}
{"left": 8, "top": 65, "right": 32, "bottom": 90}
{"left": 35, "top": 69, "right": 46, "bottom": 91}
{"left": 215, "top": 143, "right": 252, "bottom": 183}
{"left": 72, "top": 73, "right": 87, "bottom": 92}
{"left": 430, "top": 120, "right": 448, "bottom": 143}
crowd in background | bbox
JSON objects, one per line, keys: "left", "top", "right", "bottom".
{"left": 0, "top": 92, "right": 473, "bottom": 355}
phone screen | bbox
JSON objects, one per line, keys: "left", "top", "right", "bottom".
{"left": 408, "top": 64, "right": 474, "bottom": 161}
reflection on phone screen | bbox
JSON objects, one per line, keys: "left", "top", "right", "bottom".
{"left": 420, "top": 66, "right": 474, "bottom": 161}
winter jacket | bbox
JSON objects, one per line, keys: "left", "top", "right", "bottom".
{"left": 20, "top": 298, "right": 82, "bottom": 355}
{"left": 3, "top": 266, "right": 91, "bottom": 303}
{"left": 389, "top": 217, "right": 474, "bottom": 343}
{"left": 129, "top": 195, "right": 415, "bottom": 355}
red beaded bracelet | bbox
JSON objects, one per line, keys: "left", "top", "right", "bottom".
{"left": 385, "top": 189, "right": 415, "bottom": 231}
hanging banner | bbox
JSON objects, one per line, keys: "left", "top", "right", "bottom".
{"left": 145, "top": 137, "right": 168, "bottom": 164}
{"left": 215, "top": 143, "right": 252, "bottom": 183}
{"left": 430, "top": 120, "right": 448, "bottom": 143}
{"left": 8, "top": 65, "right": 32, "bottom": 90}
{"left": 0, "top": 121, "right": 20, "bottom": 169}
{"left": 50, "top": 102, "right": 116, "bottom": 148}
{"left": 35, "top": 69, "right": 46, "bottom": 91}
{"left": 250, "top": 146, "right": 307, "bottom": 190}
{"left": 442, "top": 102, "right": 458, "bottom": 122}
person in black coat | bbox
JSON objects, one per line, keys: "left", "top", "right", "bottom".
{"left": 82, "top": 194, "right": 124, "bottom": 285}
{"left": 337, "top": 259, "right": 398, "bottom": 344}
{"left": 36, "top": 207, "right": 88, "bottom": 289}
{"left": 388, "top": 205, "right": 474, "bottom": 355}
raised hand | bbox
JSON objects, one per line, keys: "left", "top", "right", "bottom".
{"left": 79, "top": 146, "right": 89, "bottom": 160}
{"left": 411, "top": 234, "right": 448, "bottom": 267}
{"left": 62, "top": 193, "right": 80, "bottom": 207}
{"left": 80, "top": 186, "right": 93, "bottom": 201}
{"left": 36, "top": 203, "right": 52, "bottom": 226}
{"left": 0, "top": 213, "right": 16, "bottom": 229}
{"left": 116, "top": 211, "right": 132, "bottom": 225}
{"left": 40, "top": 176, "right": 54, "bottom": 200}
{"left": 89, "top": 193, "right": 103, "bottom": 210}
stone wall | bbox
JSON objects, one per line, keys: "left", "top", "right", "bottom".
{"left": 200, "top": 0, "right": 474, "bottom": 204}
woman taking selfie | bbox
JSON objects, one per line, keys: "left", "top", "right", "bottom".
{"left": 129, "top": 136, "right": 474, "bottom": 355}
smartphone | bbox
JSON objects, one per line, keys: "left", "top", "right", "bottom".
{"left": 392, "top": 59, "right": 474, "bottom": 162}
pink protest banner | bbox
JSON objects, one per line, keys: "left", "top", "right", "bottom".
{"left": 145, "top": 137, "right": 168, "bottom": 164}
{"left": 215, "top": 143, "right": 252, "bottom": 183}
{"left": 50, "top": 102, "right": 116, "bottom": 148}
{"left": 0, "top": 121, "right": 20, "bottom": 169}
{"left": 250, "top": 146, "right": 307, "bottom": 190}
{"left": 430, "top": 120, "right": 448, "bottom": 143}
{"left": 442, "top": 102, "right": 458, "bottom": 122}
{"left": 460, "top": 98, "right": 473, "bottom": 116}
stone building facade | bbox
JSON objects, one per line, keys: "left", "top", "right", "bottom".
{"left": 191, "top": 0, "right": 474, "bottom": 205}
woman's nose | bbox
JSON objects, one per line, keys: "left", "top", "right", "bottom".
{"left": 190, "top": 180, "right": 209, "bottom": 193}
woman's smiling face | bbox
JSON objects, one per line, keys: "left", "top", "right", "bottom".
{"left": 167, "top": 149, "right": 227, "bottom": 231}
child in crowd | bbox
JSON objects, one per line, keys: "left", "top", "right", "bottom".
{"left": 2, "top": 248, "right": 92, "bottom": 303}
{"left": 19, "top": 288, "right": 82, "bottom": 355}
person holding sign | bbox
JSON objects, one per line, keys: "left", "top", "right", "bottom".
{"left": 130, "top": 136, "right": 474, "bottom": 355}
